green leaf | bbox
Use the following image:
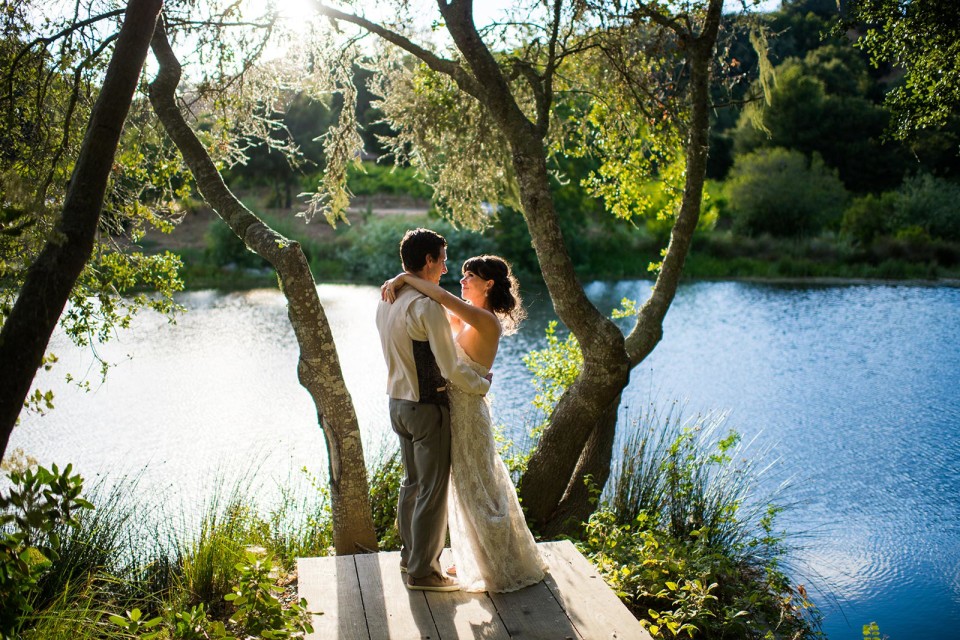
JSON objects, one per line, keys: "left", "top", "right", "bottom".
{"left": 108, "top": 615, "right": 128, "bottom": 627}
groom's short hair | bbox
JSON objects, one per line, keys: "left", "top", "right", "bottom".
{"left": 400, "top": 228, "right": 447, "bottom": 272}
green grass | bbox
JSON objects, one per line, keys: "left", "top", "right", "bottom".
{"left": 7, "top": 465, "right": 335, "bottom": 639}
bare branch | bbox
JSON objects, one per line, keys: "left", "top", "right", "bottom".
{"left": 9, "top": 8, "right": 125, "bottom": 80}
{"left": 164, "top": 18, "right": 275, "bottom": 29}
{"left": 629, "top": 2, "right": 686, "bottom": 39}
{"left": 40, "top": 32, "right": 121, "bottom": 205}
{"left": 537, "top": 0, "right": 563, "bottom": 135}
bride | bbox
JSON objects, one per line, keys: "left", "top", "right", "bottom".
{"left": 382, "top": 254, "right": 546, "bottom": 593}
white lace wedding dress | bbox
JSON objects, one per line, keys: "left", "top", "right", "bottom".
{"left": 447, "top": 344, "right": 547, "bottom": 593}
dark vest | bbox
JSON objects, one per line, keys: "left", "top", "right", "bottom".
{"left": 412, "top": 340, "right": 449, "bottom": 406}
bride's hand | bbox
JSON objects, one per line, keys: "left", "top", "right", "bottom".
{"left": 380, "top": 273, "right": 407, "bottom": 303}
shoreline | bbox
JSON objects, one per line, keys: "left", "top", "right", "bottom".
{"left": 689, "top": 275, "right": 960, "bottom": 288}
{"left": 174, "top": 268, "right": 960, "bottom": 293}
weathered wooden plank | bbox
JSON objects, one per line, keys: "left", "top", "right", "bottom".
{"left": 540, "top": 540, "right": 652, "bottom": 640}
{"left": 299, "top": 542, "right": 650, "bottom": 640}
{"left": 489, "top": 578, "right": 583, "bottom": 640}
{"left": 356, "top": 551, "right": 438, "bottom": 640}
{"left": 298, "top": 555, "right": 369, "bottom": 640}
{"left": 425, "top": 549, "right": 511, "bottom": 639}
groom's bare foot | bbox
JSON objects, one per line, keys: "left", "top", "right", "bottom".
{"left": 406, "top": 572, "right": 460, "bottom": 592}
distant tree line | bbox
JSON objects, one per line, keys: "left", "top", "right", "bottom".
{"left": 227, "top": 0, "right": 959, "bottom": 268}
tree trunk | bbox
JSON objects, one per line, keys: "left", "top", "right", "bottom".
{"left": 437, "top": 5, "right": 635, "bottom": 532}
{"left": 0, "top": 0, "right": 163, "bottom": 460}
{"left": 522, "top": 0, "right": 725, "bottom": 535}
{"left": 148, "top": 19, "right": 378, "bottom": 555}
{"left": 537, "top": 396, "right": 621, "bottom": 538}
{"left": 502, "top": 134, "right": 633, "bottom": 535}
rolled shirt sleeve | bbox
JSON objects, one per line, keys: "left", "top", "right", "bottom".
{"left": 414, "top": 297, "right": 490, "bottom": 396}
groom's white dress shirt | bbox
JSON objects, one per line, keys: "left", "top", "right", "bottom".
{"left": 376, "top": 286, "right": 490, "bottom": 402}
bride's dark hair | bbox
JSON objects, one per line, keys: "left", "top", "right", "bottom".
{"left": 461, "top": 255, "right": 526, "bottom": 335}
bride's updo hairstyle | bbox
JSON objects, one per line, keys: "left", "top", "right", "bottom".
{"left": 461, "top": 255, "right": 526, "bottom": 335}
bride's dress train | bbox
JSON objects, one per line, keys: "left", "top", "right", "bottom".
{"left": 447, "top": 345, "right": 546, "bottom": 593}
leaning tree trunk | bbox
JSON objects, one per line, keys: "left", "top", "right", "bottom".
{"left": 149, "top": 19, "right": 377, "bottom": 555}
{"left": 0, "top": 0, "right": 163, "bottom": 460}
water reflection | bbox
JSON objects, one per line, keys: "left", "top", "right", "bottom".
{"left": 10, "top": 281, "right": 960, "bottom": 640}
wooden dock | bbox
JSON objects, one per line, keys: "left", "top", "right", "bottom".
{"left": 297, "top": 540, "right": 652, "bottom": 639}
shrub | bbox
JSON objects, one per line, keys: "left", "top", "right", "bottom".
{"left": 841, "top": 192, "right": 897, "bottom": 245}
{"left": 367, "top": 450, "right": 403, "bottom": 550}
{"left": 843, "top": 173, "right": 960, "bottom": 245}
{"left": 345, "top": 161, "right": 433, "bottom": 199}
{"left": 203, "top": 219, "right": 270, "bottom": 270}
{"left": 523, "top": 324, "right": 821, "bottom": 638}
{"left": 726, "top": 147, "right": 848, "bottom": 237}
{"left": 1, "top": 464, "right": 94, "bottom": 637}
{"left": 581, "top": 404, "right": 821, "bottom": 639}
{"left": 11, "top": 466, "right": 330, "bottom": 639}
{"left": 892, "top": 173, "right": 960, "bottom": 241}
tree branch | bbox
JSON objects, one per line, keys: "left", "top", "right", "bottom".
{"left": 538, "top": 0, "right": 563, "bottom": 136}
{"left": 311, "top": 1, "right": 482, "bottom": 98}
{"left": 7, "top": 8, "right": 126, "bottom": 93}
{"left": 625, "top": 0, "right": 725, "bottom": 366}
{"left": 630, "top": 2, "right": 686, "bottom": 39}
{"left": 40, "top": 32, "right": 121, "bottom": 205}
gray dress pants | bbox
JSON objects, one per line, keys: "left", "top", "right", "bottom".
{"left": 388, "top": 398, "right": 451, "bottom": 579}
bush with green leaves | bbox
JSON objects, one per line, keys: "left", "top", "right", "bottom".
{"left": 889, "top": 173, "right": 960, "bottom": 241}
{"left": 203, "top": 218, "right": 270, "bottom": 270}
{"left": 344, "top": 161, "right": 433, "bottom": 199}
{"left": 725, "top": 147, "right": 848, "bottom": 237}
{"left": 843, "top": 173, "right": 960, "bottom": 244}
{"left": 6, "top": 464, "right": 332, "bottom": 640}
{"left": 841, "top": 191, "right": 897, "bottom": 245}
{"left": 109, "top": 551, "right": 312, "bottom": 640}
{"left": 367, "top": 449, "right": 403, "bottom": 550}
{"left": 579, "top": 407, "right": 820, "bottom": 639}
{"left": 0, "top": 464, "right": 93, "bottom": 637}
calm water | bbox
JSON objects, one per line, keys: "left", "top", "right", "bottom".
{"left": 10, "top": 281, "right": 960, "bottom": 639}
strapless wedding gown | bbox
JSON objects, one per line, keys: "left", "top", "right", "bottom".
{"left": 447, "top": 344, "right": 546, "bottom": 593}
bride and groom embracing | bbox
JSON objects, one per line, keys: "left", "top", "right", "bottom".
{"left": 375, "top": 228, "right": 547, "bottom": 594}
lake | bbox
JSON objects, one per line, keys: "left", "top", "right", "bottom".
{"left": 10, "top": 280, "right": 960, "bottom": 639}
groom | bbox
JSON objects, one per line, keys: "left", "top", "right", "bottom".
{"left": 375, "top": 228, "right": 491, "bottom": 592}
